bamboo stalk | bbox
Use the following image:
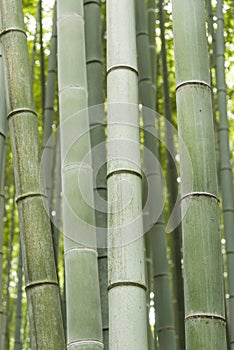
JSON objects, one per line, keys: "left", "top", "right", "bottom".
{"left": 147, "top": 0, "right": 157, "bottom": 97}
{"left": 3, "top": 193, "right": 15, "bottom": 350}
{"left": 31, "top": 2, "right": 40, "bottom": 82}
{"left": 171, "top": 0, "right": 227, "bottom": 347}
{"left": 107, "top": 1, "right": 148, "bottom": 349}
{"left": 135, "top": 1, "right": 177, "bottom": 349}
{"left": 158, "top": 1, "right": 185, "bottom": 348}
{"left": 57, "top": 1, "right": 103, "bottom": 348}
{"left": 0, "top": 1, "right": 65, "bottom": 348}
{"left": 39, "top": 0, "right": 45, "bottom": 118}
{"left": 14, "top": 242, "right": 23, "bottom": 350}
{"left": 215, "top": 1, "right": 234, "bottom": 348}
{"left": 84, "top": 0, "right": 108, "bottom": 348}
{"left": 43, "top": 1, "right": 57, "bottom": 208}
{"left": 0, "top": 37, "right": 7, "bottom": 350}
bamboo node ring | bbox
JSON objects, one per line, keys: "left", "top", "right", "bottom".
{"left": 16, "top": 192, "right": 47, "bottom": 203}
{"left": 0, "top": 27, "right": 27, "bottom": 38}
{"left": 7, "top": 108, "right": 38, "bottom": 120}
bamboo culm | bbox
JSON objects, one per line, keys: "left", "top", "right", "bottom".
{"left": 84, "top": 0, "right": 109, "bottom": 348}
{"left": 135, "top": 1, "right": 177, "bottom": 349}
{"left": 0, "top": 36, "right": 7, "bottom": 350}
{"left": 107, "top": 1, "right": 148, "bottom": 349}
{"left": 158, "top": 1, "right": 185, "bottom": 347}
{"left": 0, "top": 1, "right": 65, "bottom": 348}
{"left": 171, "top": 0, "right": 227, "bottom": 347}
{"left": 215, "top": 1, "right": 234, "bottom": 348}
{"left": 57, "top": 1, "right": 103, "bottom": 348}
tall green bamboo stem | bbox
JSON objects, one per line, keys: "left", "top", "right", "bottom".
{"left": 147, "top": 0, "right": 157, "bottom": 97}
{"left": 171, "top": 0, "right": 227, "bottom": 347}
{"left": 206, "top": 0, "right": 216, "bottom": 69}
{"left": 215, "top": 1, "right": 234, "bottom": 348}
{"left": 107, "top": 1, "right": 148, "bottom": 349}
{"left": 0, "top": 1, "right": 65, "bottom": 348}
{"left": 206, "top": 0, "right": 218, "bottom": 144}
{"left": 158, "top": 1, "right": 185, "bottom": 348}
{"left": 14, "top": 242, "right": 23, "bottom": 350}
{"left": 135, "top": 1, "right": 177, "bottom": 349}
{"left": 43, "top": 1, "right": 57, "bottom": 208}
{"left": 0, "top": 38, "right": 7, "bottom": 350}
{"left": 51, "top": 132, "right": 62, "bottom": 268}
{"left": 42, "top": 2, "right": 60, "bottom": 269}
{"left": 3, "top": 194, "right": 15, "bottom": 350}
{"left": 31, "top": 2, "right": 40, "bottom": 81}
{"left": 57, "top": 1, "right": 103, "bottom": 348}
{"left": 39, "top": 0, "right": 45, "bottom": 117}
{"left": 84, "top": 0, "right": 108, "bottom": 348}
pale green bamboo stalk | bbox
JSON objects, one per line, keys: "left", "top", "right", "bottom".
{"left": 57, "top": 1, "right": 103, "bottom": 349}
{"left": 215, "top": 1, "right": 234, "bottom": 348}
{"left": 171, "top": 0, "right": 227, "bottom": 347}
{"left": 158, "top": 1, "right": 185, "bottom": 348}
{"left": 107, "top": 1, "right": 148, "bottom": 349}
{"left": 135, "top": 1, "right": 177, "bottom": 349}
{"left": 84, "top": 0, "right": 108, "bottom": 348}
{"left": 43, "top": 1, "right": 57, "bottom": 208}
{"left": 0, "top": 37, "right": 7, "bottom": 350}
{"left": 14, "top": 242, "right": 23, "bottom": 350}
{"left": 0, "top": 1, "right": 65, "bottom": 348}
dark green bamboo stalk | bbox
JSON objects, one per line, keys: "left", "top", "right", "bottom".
{"left": 206, "top": 0, "right": 218, "bottom": 144}
{"left": 57, "top": 1, "right": 103, "bottom": 348}
{"left": 135, "top": 1, "right": 177, "bottom": 349}
{"left": 39, "top": 0, "right": 45, "bottom": 116}
{"left": 51, "top": 132, "right": 61, "bottom": 268}
{"left": 84, "top": 0, "right": 108, "bottom": 348}
{"left": 107, "top": 1, "right": 148, "bottom": 349}
{"left": 171, "top": 0, "right": 227, "bottom": 347}
{"left": 158, "top": 1, "right": 185, "bottom": 348}
{"left": 215, "top": 1, "right": 234, "bottom": 348}
{"left": 206, "top": 0, "right": 216, "bottom": 68}
{"left": 14, "top": 242, "right": 23, "bottom": 350}
{"left": 0, "top": 38, "right": 7, "bottom": 350}
{"left": 0, "top": 1, "right": 65, "bottom": 348}
{"left": 43, "top": 1, "right": 57, "bottom": 208}
{"left": 31, "top": 2, "right": 40, "bottom": 83}
{"left": 3, "top": 195, "right": 15, "bottom": 350}
{"left": 147, "top": 0, "right": 157, "bottom": 96}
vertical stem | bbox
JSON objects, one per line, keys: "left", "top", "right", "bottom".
{"left": 158, "top": 1, "right": 185, "bottom": 348}
{"left": 39, "top": 0, "right": 45, "bottom": 118}
{"left": 14, "top": 242, "right": 23, "bottom": 350}
{"left": 57, "top": 1, "right": 103, "bottom": 348}
{"left": 0, "top": 35, "right": 7, "bottom": 350}
{"left": 0, "top": 1, "right": 65, "bottom": 348}
{"left": 107, "top": 1, "right": 148, "bottom": 349}
{"left": 216, "top": 1, "right": 234, "bottom": 348}
{"left": 147, "top": 0, "right": 157, "bottom": 99}
{"left": 84, "top": 0, "right": 108, "bottom": 348}
{"left": 135, "top": 1, "right": 177, "bottom": 349}
{"left": 171, "top": 0, "right": 227, "bottom": 347}
{"left": 43, "top": 1, "right": 57, "bottom": 208}
{"left": 3, "top": 194, "right": 15, "bottom": 350}
{"left": 31, "top": 2, "right": 40, "bottom": 82}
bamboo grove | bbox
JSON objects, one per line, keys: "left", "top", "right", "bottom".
{"left": 0, "top": 0, "right": 233, "bottom": 349}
